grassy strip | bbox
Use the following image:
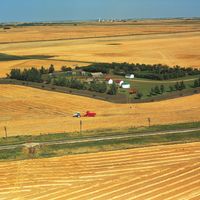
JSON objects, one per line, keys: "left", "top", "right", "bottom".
{"left": 0, "top": 53, "right": 53, "bottom": 61}
{"left": 0, "top": 130, "right": 199, "bottom": 161}
{"left": 0, "top": 121, "right": 200, "bottom": 147}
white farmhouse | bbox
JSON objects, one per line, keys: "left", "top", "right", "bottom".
{"left": 108, "top": 79, "right": 114, "bottom": 85}
{"left": 125, "top": 74, "right": 135, "bottom": 79}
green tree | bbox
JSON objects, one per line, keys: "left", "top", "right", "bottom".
{"left": 107, "top": 83, "right": 118, "bottom": 95}
{"left": 10, "top": 69, "right": 21, "bottom": 79}
{"left": 169, "top": 85, "right": 174, "bottom": 92}
{"left": 150, "top": 88, "right": 155, "bottom": 96}
{"left": 49, "top": 64, "right": 55, "bottom": 73}
{"left": 61, "top": 66, "right": 72, "bottom": 72}
{"left": 194, "top": 80, "right": 199, "bottom": 88}
{"left": 135, "top": 91, "right": 143, "bottom": 99}
{"left": 180, "top": 81, "right": 186, "bottom": 90}
{"left": 175, "top": 82, "right": 180, "bottom": 91}
{"left": 40, "top": 66, "right": 48, "bottom": 74}
{"left": 160, "top": 85, "right": 165, "bottom": 93}
{"left": 154, "top": 86, "right": 160, "bottom": 94}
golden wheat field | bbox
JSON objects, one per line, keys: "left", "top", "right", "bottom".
{"left": 1, "top": 20, "right": 200, "bottom": 43}
{"left": 0, "top": 21, "right": 200, "bottom": 78}
{"left": 0, "top": 142, "right": 200, "bottom": 200}
{"left": 0, "top": 84, "right": 200, "bottom": 137}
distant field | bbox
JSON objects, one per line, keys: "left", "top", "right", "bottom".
{"left": 0, "top": 84, "right": 200, "bottom": 137}
{"left": 0, "top": 20, "right": 200, "bottom": 78}
{"left": 0, "top": 142, "right": 199, "bottom": 199}
{"left": 0, "top": 19, "right": 200, "bottom": 43}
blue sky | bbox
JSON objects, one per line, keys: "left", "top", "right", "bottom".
{"left": 0, "top": 0, "right": 199, "bottom": 22}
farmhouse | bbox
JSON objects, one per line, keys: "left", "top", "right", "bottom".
{"left": 91, "top": 72, "right": 104, "bottom": 78}
{"left": 115, "top": 80, "right": 124, "bottom": 86}
{"left": 72, "top": 69, "right": 87, "bottom": 76}
{"left": 125, "top": 74, "right": 135, "bottom": 79}
{"left": 108, "top": 79, "right": 114, "bottom": 85}
{"left": 121, "top": 82, "right": 131, "bottom": 89}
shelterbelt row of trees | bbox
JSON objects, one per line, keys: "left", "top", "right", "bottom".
{"left": 80, "top": 62, "right": 200, "bottom": 80}
{"left": 7, "top": 67, "right": 118, "bottom": 95}
{"left": 8, "top": 65, "right": 55, "bottom": 82}
{"left": 54, "top": 77, "right": 117, "bottom": 95}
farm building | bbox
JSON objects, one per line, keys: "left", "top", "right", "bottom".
{"left": 115, "top": 80, "right": 124, "bottom": 86}
{"left": 107, "top": 79, "right": 114, "bottom": 85}
{"left": 91, "top": 72, "right": 104, "bottom": 78}
{"left": 125, "top": 74, "right": 135, "bottom": 79}
{"left": 121, "top": 82, "right": 131, "bottom": 89}
{"left": 72, "top": 69, "right": 87, "bottom": 76}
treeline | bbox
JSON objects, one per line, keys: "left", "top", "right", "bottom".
{"left": 194, "top": 78, "right": 200, "bottom": 88}
{"left": 80, "top": 62, "right": 200, "bottom": 80}
{"left": 8, "top": 66, "right": 118, "bottom": 95}
{"left": 8, "top": 66, "right": 55, "bottom": 82}
{"left": 149, "top": 81, "right": 187, "bottom": 96}
{"left": 53, "top": 76, "right": 117, "bottom": 95}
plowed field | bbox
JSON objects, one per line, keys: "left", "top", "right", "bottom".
{"left": 0, "top": 142, "right": 199, "bottom": 199}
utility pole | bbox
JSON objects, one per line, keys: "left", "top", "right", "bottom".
{"left": 148, "top": 118, "right": 151, "bottom": 127}
{"left": 80, "top": 120, "right": 82, "bottom": 134}
{"left": 4, "top": 126, "right": 7, "bottom": 139}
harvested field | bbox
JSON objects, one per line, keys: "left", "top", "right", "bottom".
{"left": 0, "top": 142, "right": 200, "bottom": 199}
{"left": 0, "top": 84, "right": 200, "bottom": 137}
{"left": 0, "top": 32, "right": 199, "bottom": 78}
{"left": 0, "top": 59, "right": 89, "bottom": 78}
{"left": 0, "top": 20, "right": 200, "bottom": 78}
{"left": 1, "top": 20, "right": 200, "bottom": 43}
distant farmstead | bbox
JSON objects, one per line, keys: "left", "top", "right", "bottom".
{"left": 125, "top": 74, "right": 135, "bottom": 79}
{"left": 91, "top": 72, "right": 104, "bottom": 78}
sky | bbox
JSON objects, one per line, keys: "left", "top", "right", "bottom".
{"left": 0, "top": 0, "right": 199, "bottom": 23}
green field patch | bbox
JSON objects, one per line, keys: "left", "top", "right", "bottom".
{"left": 0, "top": 53, "right": 53, "bottom": 61}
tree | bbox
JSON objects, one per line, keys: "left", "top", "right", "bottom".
{"left": 194, "top": 80, "right": 199, "bottom": 88}
{"left": 97, "top": 82, "right": 107, "bottom": 93}
{"left": 135, "top": 91, "right": 143, "bottom": 99}
{"left": 48, "top": 64, "right": 55, "bottom": 73}
{"left": 40, "top": 66, "right": 48, "bottom": 74}
{"left": 61, "top": 66, "right": 72, "bottom": 72}
{"left": 150, "top": 88, "right": 155, "bottom": 96}
{"left": 107, "top": 83, "right": 118, "bottom": 95}
{"left": 154, "top": 86, "right": 160, "bottom": 94}
{"left": 175, "top": 82, "right": 180, "bottom": 91}
{"left": 169, "top": 85, "right": 174, "bottom": 92}
{"left": 180, "top": 81, "right": 186, "bottom": 90}
{"left": 10, "top": 69, "right": 21, "bottom": 79}
{"left": 160, "top": 85, "right": 165, "bottom": 93}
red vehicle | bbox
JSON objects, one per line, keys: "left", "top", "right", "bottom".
{"left": 84, "top": 111, "right": 96, "bottom": 117}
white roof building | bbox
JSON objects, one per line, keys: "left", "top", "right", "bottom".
{"left": 121, "top": 83, "right": 131, "bottom": 89}
{"left": 108, "top": 79, "right": 114, "bottom": 85}
{"left": 125, "top": 74, "right": 135, "bottom": 79}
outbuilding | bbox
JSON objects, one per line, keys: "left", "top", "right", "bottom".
{"left": 91, "top": 72, "right": 104, "bottom": 78}
{"left": 125, "top": 74, "right": 135, "bottom": 79}
{"left": 121, "top": 82, "right": 131, "bottom": 89}
{"left": 108, "top": 79, "right": 114, "bottom": 85}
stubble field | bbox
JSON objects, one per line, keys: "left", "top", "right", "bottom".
{"left": 0, "top": 84, "right": 200, "bottom": 137}
{"left": 0, "top": 142, "right": 200, "bottom": 199}
{"left": 0, "top": 20, "right": 200, "bottom": 78}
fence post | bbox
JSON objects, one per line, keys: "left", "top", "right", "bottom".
{"left": 80, "top": 120, "right": 82, "bottom": 134}
{"left": 4, "top": 126, "right": 8, "bottom": 139}
{"left": 148, "top": 118, "right": 151, "bottom": 127}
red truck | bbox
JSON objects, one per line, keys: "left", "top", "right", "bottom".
{"left": 84, "top": 111, "right": 96, "bottom": 117}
